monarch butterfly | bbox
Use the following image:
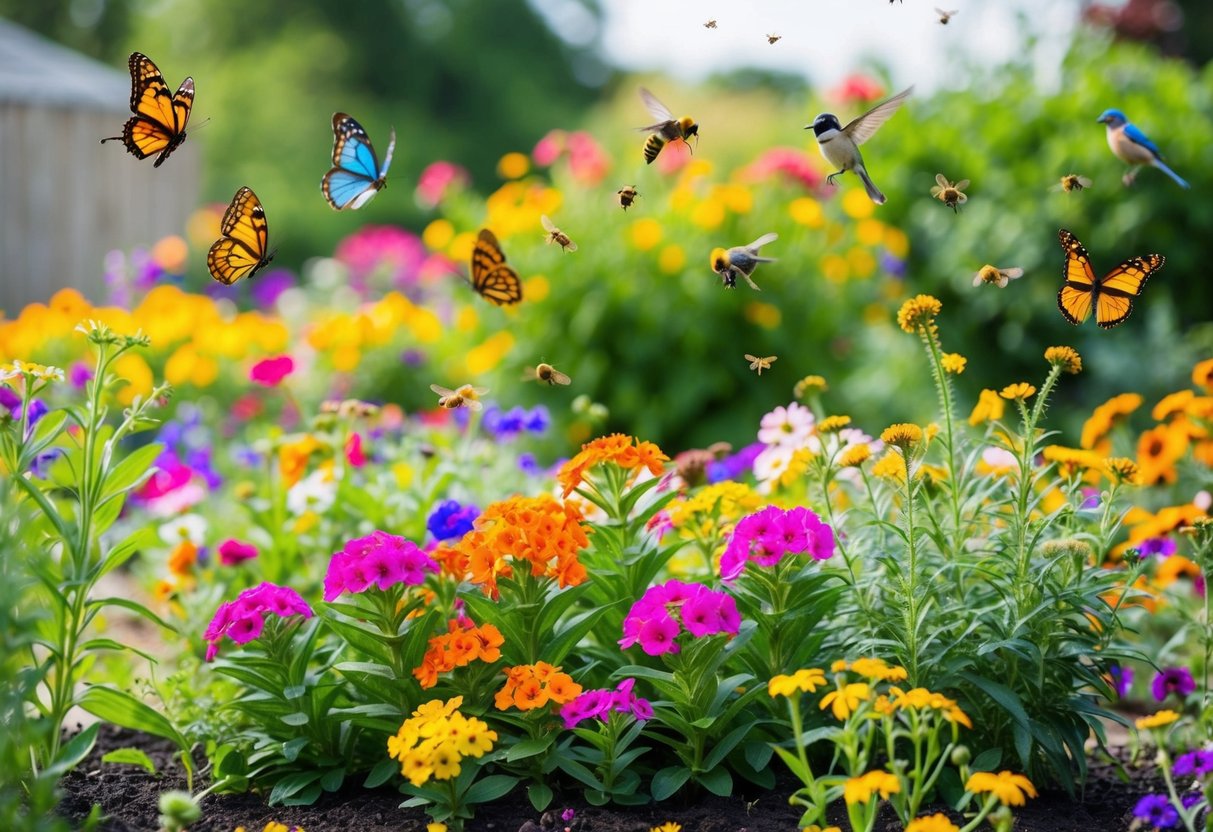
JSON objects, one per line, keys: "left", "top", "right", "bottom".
{"left": 101, "top": 52, "right": 193, "bottom": 168}
{"left": 321, "top": 113, "right": 396, "bottom": 210}
{"left": 469, "top": 229, "right": 523, "bottom": 306}
{"left": 1056, "top": 229, "right": 1163, "bottom": 329}
{"left": 207, "top": 187, "right": 274, "bottom": 285}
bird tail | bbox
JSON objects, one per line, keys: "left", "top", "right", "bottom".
{"left": 856, "top": 164, "right": 886, "bottom": 204}
{"left": 1152, "top": 159, "right": 1190, "bottom": 189}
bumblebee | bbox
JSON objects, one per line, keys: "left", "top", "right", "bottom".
{"left": 638, "top": 87, "right": 698, "bottom": 165}
{"left": 525, "top": 363, "right": 572, "bottom": 386}
{"left": 430, "top": 383, "right": 488, "bottom": 411}
{"left": 1054, "top": 173, "right": 1093, "bottom": 193}
{"left": 616, "top": 185, "right": 640, "bottom": 210}
{"left": 710, "top": 232, "right": 778, "bottom": 290}
{"left": 540, "top": 215, "right": 577, "bottom": 252}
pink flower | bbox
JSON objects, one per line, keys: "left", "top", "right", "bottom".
{"left": 345, "top": 432, "right": 366, "bottom": 467}
{"left": 743, "top": 147, "right": 823, "bottom": 191}
{"left": 334, "top": 225, "right": 427, "bottom": 290}
{"left": 415, "top": 161, "right": 470, "bottom": 209}
{"left": 830, "top": 74, "right": 885, "bottom": 105}
{"left": 217, "top": 539, "right": 258, "bottom": 566}
{"left": 721, "top": 505, "right": 835, "bottom": 580}
{"left": 620, "top": 580, "right": 741, "bottom": 654}
{"left": 249, "top": 355, "right": 294, "bottom": 387}
{"left": 637, "top": 614, "right": 681, "bottom": 656}
{"left": 322, "top": 531, "right": 439, "bottom": 601}
{"left": 204, "top": 582, "right": 312, "bottom": 661}
{"left": 656, "top": 139, "right": 692, "bottom": 175}
{"left": 532, "top": 129, "right": 567, "bottom": 166}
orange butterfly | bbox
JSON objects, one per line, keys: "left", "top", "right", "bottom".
{"left": 1057, "top": 229, "right": 1163, "bottom": 329}
{"left": 207, "top": 187, "right": 274, "bottom": 285}
{"left": 469, "top": 229, "right": 523, "bottom": 306}
{"left": 101, "top": 52, "right": 193, "bottom": 168}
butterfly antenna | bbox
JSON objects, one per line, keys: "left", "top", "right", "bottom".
{"left": 190, "top": 116, "right": 214, "bottom": 133}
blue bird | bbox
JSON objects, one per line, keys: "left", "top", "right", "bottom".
{"left": 1096, "top": 108, "right": 1189, "bottom": 189}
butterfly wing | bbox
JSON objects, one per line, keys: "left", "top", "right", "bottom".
{"left": 1056, "top": 229, "right": 1097, "bottom": 325}
{"left": 470, "top": 230, "right": 523, "bottom": 306}
{"left": 1094, "top": 254, "right": 1164, "bottom": 329}
{"left": 106, "top": 53, "right": 193, "bottom": 167}
{"left": 321, "top": 113, "right": 390, "bottom": 210}
{"left": 207, "top": 187, "right": 273, "bottom": 285}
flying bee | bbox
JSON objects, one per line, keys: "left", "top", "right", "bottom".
{"left": 1053, "top": 173, "right": 1093, "bottom": 193}
{"left": 704, "top": 19, "right": 717, "bottom": 28}
{"left": 429, "top": 383, "right": 488, "bottom": 411}
{"left": 540, "top": 215, "right": 577, "bottom": 252}
{"left": 745, "top": 354, "right": 777, "bottom": 375}
{"left": 616, "top": 185, "right": 640, "bottom": 210}
{"left": 930, "top": 174, "right": 969, "bottom": 213}
{"left": 638, "top": 87, "right": 698, "bottom": 165}
{"left": 935, "top": 8, "right": 958, "bottom": 23}
{"left": 524, "top": 363, "right": 572, "bottom": 386}
{"left": 766, "top": 33, "right": 781, "bottom": 44}
{"left": 710, "top": 232, "right": 778, "bottom": 290}
{"left": 972, "top": 264, "right": 1025, "bottom": 288}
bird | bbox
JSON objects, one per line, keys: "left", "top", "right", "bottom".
{"left": 1096, "top": 109, "right": 1189, "bottom": 189}
{"left": 807, "top": 86, "right": 913, "bottom": 205}
{"left": 710, "top": 233, "right": 778, "bottom": 290}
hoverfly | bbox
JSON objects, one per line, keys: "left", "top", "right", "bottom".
{"left": 430, "top": 383, "right": 488, "bottom": 411}
{"left": 745, "top": 354, "right": 777, "bottom": 375}
{"left": 525, "top": 363, "right": 572, "bottom": 386}
{"left": 540, "top": 215, "right": 577, "bottom": 252}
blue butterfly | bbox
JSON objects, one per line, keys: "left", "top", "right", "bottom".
{"left": 321, "top": 112, "right": 396, "bottom": 210}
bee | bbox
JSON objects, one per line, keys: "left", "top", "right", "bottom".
{"left": 429, "top": 383, "right": 488, "bottom": 411}
{"left": 1053, "top": 173, "right": 1093, "bottom": 193}
{"left": 972, "top": 265, "right": 1025, "bottom": 289}
{"left": 525, "top": 363, "right": 572, "bottom": 386}
{"left": 638, "top": 87, "right": 698, "bottom": 165}
{"left": 710, "top": 232, "right": 778, "bottom": 290}
{"left": 935, "top": 8, "right": 958, "bottom": 23}
{"left": 745, "top": 354, "right": 777, "bottom": 375}
{"left": 616, "top": 185, "right": 640, "bottom": 211}
{"left": 930, "top": 174, "right": 969, "bottom": 213}
{"left": 704, "top": 19, "right": 717, "bottom": 28}
{"left": 540, "top": 215, "right": 577, "bottom": 252}
{"left": 766, "top": 33, "right": 781, "bottom": 44}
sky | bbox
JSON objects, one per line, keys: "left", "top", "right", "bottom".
{"left": 534, "top": 0, "right": 1088, "bottom": 93}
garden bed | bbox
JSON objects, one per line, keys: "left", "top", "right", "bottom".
{"left": 60, "top": 727, "right": 1162, "bottom": 832}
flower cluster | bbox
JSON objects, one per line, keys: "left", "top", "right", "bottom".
{"left": 559, "top": 678, "right": 653, "bottom": 729}
{"left": 481, "top": 403, "right": 550, "bottom": 441}
{"left": 619, "top": 579, "right": 741, "bottom": 656}
{"left": 719, "top": 505, "right": 835, "bottom": 580}
{"left": 494, "top": 662, "right": 582, "bottom": 711}
{"left": 454, "top": 495, "right": 591, "bottom": 597}
{"left": 203, "top": 582, "right": 312, "bottom": 661}
{"left": 322, "top": 531, "right": 439, "bottom": 602}
{"left": 387, "top": 696, "right": 497, "bottom": 787}
{"left": 557, "top": 433, "right": 668, "bottom": 497}
{"left": 413, "top": 618, "right": 504, "bottom": 688}
{"left": 426, "top": 499, "right": 480, "bottom": 542}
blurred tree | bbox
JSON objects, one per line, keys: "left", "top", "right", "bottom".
{"left": 0, "top": 0, "right": 136, "bottom": 59}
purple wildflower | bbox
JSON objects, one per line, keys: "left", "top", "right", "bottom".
{"left": 1139, "top": 537, "right": 1177, "bottom": 558}
{"left": 1133, "top": 794, "right": 1179, "bottom": 828}
{"left": 426, "top": 499, "right": 479, "bottom": 542}
{"left": 1173, "top": 749, "right": 1213, "bottom": 778}
{"left": 1152, "top": 667, "right": 1196, "bottom": 702}
{"left": 1109, "top": 664, "right": 1133, "bottom": 699}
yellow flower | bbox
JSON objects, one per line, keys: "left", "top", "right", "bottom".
{"left": 871, "top": 451, "right": 906, "bottom": 481}
{"left": 819, "top": 682, "right": 870, "bottom": 720}
{"left": 630, "top": 218, "right": 663, "bottom": 251}
{"left": 1136, "top": 709, "right": 1181, "bottom": 730}
{"left": 497, "top": 152, "right": 530, "bottom": 179}
{"left": 427, "top": 824, "right": 448, "bottom": 832}
{"left": 1044, "top": 346, "right": 1082, "bottom": 374}
{"left": 941, "top": 353, "right": 966, "bottom": 374}
{"left": 658, "top": 244, "right": 686, "bottom": 274}
{"left": 803, "top": 826, "right": 842, "bottom": 832}
{"left": 1042, "top": 446, "right": 1105, "bottom": 480}
{"left": 650, "top": 823, "right": 681, "bottom": 832}
{"left": 999, "top": 383, "right": 1036, "bottom": 401}
{"left": 1192, "top": 358, "right": 1213, "bottom": 392}
{"left": 849, "top": 658, "right": 908, "bottom": 682}
{"left": 838, "top": 444, "right": 871, "bottom": 468}
{"left": 1081, "top": 393, "right": 1142, "bottom": 452}
{"left": 880, "top": 423, "right": 923, "bottom": 449}
{"left": 769, "top": 668, "right": 827, "bottom": 697}
{"left": 817, "top": 415, "right": 852, "bottom": 434}
{"left": 1105, "top": 457, "right": 1139, "bottom": 485}
{"left": 842, "top": 188, "right": 875, "bottom": 219}
{"left": 794, "top": 375, "right": 828, "bottom": 399}
{"left": 744, "top": 301, "right": 782, "bottom": 329}
{"left": 897, "top": 294, "right": 942, "bottom": 334}
{"left": 1136, "top": 423, "right": 1188, "bottom": 486}
{"left": 465, "top": 331, "right": 515, "bottom": 375}
{"left": 789, "top": 197, "right": 825, "bottom": 228}
{"left": 422, "top": 219, "right": 455, "bottom": 250}
{"left": 905, "top": 813, "right": 960, "bottom": 832}
{"left": 843, "top": 770, "right": 900, "bottom": 804}
{"left": 964, "top": 770, "right": 1037, "bottom": 806}
{"left": 969, "top": 389, "right": 1005, "bottom": 426}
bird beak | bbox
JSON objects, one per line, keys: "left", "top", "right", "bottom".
{"left": 803, "top": 124, "right": 810, "bottom": 130}
{"left": 1095, "top": 115, "right": 1107, "bottom": 124}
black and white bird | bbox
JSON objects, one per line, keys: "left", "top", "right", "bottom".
{"left": 806, "top": 86, "right": 913, "bottom": 205}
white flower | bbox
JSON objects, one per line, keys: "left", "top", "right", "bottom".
{"left": 981, "top": 446, "right": 1018, "bottom": 472}
{"left": 753, "top": 444, "right": 795, "bottom": 494}
{"left": 158, "top": 513, "right": 207, "bottom": 546}
{"left": 757, "top": 402, "right": 816, "bottom": 448}
{"left": 287, "top": 468, "right": 337, "bottom": 516}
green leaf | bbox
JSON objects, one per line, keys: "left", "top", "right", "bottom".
{"left": 101, "top": 748, "right": 157, "bottom": 775}
{"left": 44, "top": 722, "right": 99, "bottom": 779}
{"left": 364, "top": 758, "right": 398, "bottom": 788}
{"left": 78, "top": 686, "right": 188, "bottom": 753}
{"left": 505, "top": 735, "right": 554, "bottom": 762}
{"left": 527, "top": 781, "right": 553, "bottom": 811}
{"left": 970, "top": 748, "right": 1002, "bottom": 771}
{"left": 333, "top": 661, "right": 396, "bottom": 679}
{"left": 651, "top": 765, "right": 691, "bottom": 801}
{"left": 92, "top": 528, "right": 159, "bottom": 584}
{"left": 320, "top": 768, "right": 345, "bottom": 792}
{"left": 280, "top": 712, "right": 310, "bottom": 727}
{"left": 697, "top": 766, "right": 732, "bottom": 796}
{"left": 99, "top": 443, "right": 162, "bottom": 499}
{"left": 462, "top": 774, "right": 519, "bottom": 804}
{"left": 268, "top": 771, "right": 322, "bottom": 805}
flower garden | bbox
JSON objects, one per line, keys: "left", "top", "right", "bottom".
{"left": 4, "top": 7, "right": 1213, "bottom": 832}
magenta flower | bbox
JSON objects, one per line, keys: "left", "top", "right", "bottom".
{"left": 322, "top": 531, "right": 439, "bottom": 602}
{"left": 415, "top": 161, "right": 470, "bottom": 209}
{"left": 637, "top": 614, "right": 681, "bottom": 656}
{"left": 249, "top": 355, "right": 294, "bottom": 386}
{"left": 1152, "top": 666, "right": 1196, "bottom": 702}
{"left": 743, "top": 147, "right": 823, "bottom": 191}
{"left": 204, "top": 582, "right": 312, "bottom": 661}
{"left": 721, "top": 505, "right": 835, "bottom": 581}
{"left": 334, "top": 225, "right": 427, "bottom": 290}
{"left": 560, "top": 678, "right": 652, "bottom": 729}
{"left": 217, "top": 539, "right": 258, "bottom": 566}
{"left": 345, "top": 432, "right": 366, "bottom": 467}
{"left": 619, "top": 580, "right": 741, "bottom": 655}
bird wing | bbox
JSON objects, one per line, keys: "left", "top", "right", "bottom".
{"left": 746, "top": 232, "right": 778, "bottom": 251}
{"left": 1122, "top": 123, "right": 1162, "bottom": 158}
{"left": 843, "top": 86, "right": 914, "bottom": 146}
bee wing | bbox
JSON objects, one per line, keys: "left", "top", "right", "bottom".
{"left": 550, "top": 368, "right": 572, "bottom": 385}
{"left": 639, "top": 87, "right": 674, "bottom": 123}
{"left": 1077, "top": 176, "right": 1093, "bottom": 187}
{"left": 765, "top": 356, "right": 778, "bottom": 364}
{"left": 1002, "top": 268, "right": 1025, "bottom": 281}
{"left": 471, "top": 386, "right": 489, "bottom": 396}
{"left": 463, "top": 399, "right": 483, "bottom": 411}
{"left": 564, "top": 239, "right": 578, "bottom": 252}
{"left": 745, "top": 354, "right": 761, "bottom": 368}
{"left": 843, "top": 86, "right": 913, "bottom": 145}
{"left": 541, "top": 214, "right": 557, "bottom": 232}
{"left": 430, "top": 384, "right": 456, "bottom": 396}
{"left": 522, "top": 367, "right": 538, "bottom": 381}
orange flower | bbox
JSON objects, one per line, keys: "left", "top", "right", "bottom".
{"left": 557, "top": 433, "right": 669, "bottom": 497}
{"left": 495, "top": 663, "right": 582, "bottom": 712}
{"left": 1081, "top": 393, "right": 1142, "bottom": 454}
{"left": 1136, "top": 423, "right": 1188, "bottom": 485}
{"left": 167, "top": 540, "right": 197, "bottom": 576}
{"left": 279, "top": 435, "right": 321, "bottom": 488}
{"left": 1192, "top": 358, "right": 1213, "bottom": 392}
{"left": 1154, "top": 554, "right": 1200, "bottom": 590}
{"left": 413, "top": 620, "right": 505, "bottom": 689}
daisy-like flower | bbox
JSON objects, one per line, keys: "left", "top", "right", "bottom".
{"left": 1044, "top": 346, "right": 1082, "bottom": 374}
{"left": 844, "top": 770, "right": 900, "bottom": 804}
{"left": 941, "top": 353, "right": 967, "bottom": 374}
{"left": 757, "top": 401, "right": 816, "bottom": 448}
{"left": 880, "top": 423, "right": 923, "bottom": 450}
{"left": 817, "top": 415, "right": 851, "bottom": 433}
{"left": 897, "top": 294, "right": 942, "bottom": 334}
{"left": 838, "top": 444, "right": 872, "bottom": 468}
{"left": 158, "top": 513, "right": 207, "bottom": 547}
{"left": 1105, "top": 457, "right": 1139, "bottom": 484}
{"left": 964, "top": 770, "right": 1037, "bottom": 806}
{"left": 931, "top": 174, "right": 969, "bottom": 212}
{"left": 769, "top": 668, "right": 827, "bottom": 697}
{"left": 999, "top": 383, "right": 1036, "bottom": 401}
{"left": 905, "top": 814, "right": 960, "bottom": 832}
{"left": 972, "top": 265, "right": 1024, "bottom": 288}
{"left": 793, "top": 374, "right": 828, "bottom": 399}
{"left": 286, "top": 468, "right": 337, "bottom": 516}
{"left": 969, "top": 389, "right": 1005, "bottom": 426}
{"left": 820, "top": 682, "right": 870, "bottom": 720}
{"left": 1135, "top": 709, "right": 1180, "bottom": 730}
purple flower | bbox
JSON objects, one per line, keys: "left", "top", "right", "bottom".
{"left": 561, "top": 809, "right": 576, "bottom": 824}
{"left": 68, "top": 362, "right": 93, "bottom": 390}
{"left": 518, "top": 452, "right": 541, "bottom": 475}
{"left": 560, "top": 678, "right": 652, "bottom": 729}
{"left": 707, "top": 442, "right": 764, "bottom": 483}
{"left": 525, "top": 405, "right": 550, "bottom": 434}
{"left": 426, "top": 499, "right": 479, "bottom": 542}
{"left": 248, "top": 269, "right": 295, "bottom": 309}
{"left": 1139, "top": 537, "right": 1177, "bottom": 558}
{"left": 880, "top": 250, "right": 906, "bottom": 279}
{"left": 1174, "top": 749, "right": 1213, "bottom": 777}
{"left": 1109, "top": 664, "right": 1133, "bottom": 699}
{"left": 0, "top": 386, "right": 20, "bottom": 414}
{"left": 1133, "top": 794, "right": 1179, "bottom": 828}
{"left": 1152, "top": 667, "right": 1196, "bottom": 702}
{"left": 204, "top": 582, "right": 312, "bottom": 661}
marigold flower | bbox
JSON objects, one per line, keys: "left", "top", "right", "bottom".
{"left": 999, "top": 383, "right": 1036, "bottom": 401}
{"left": 941, "top": 353, "right": 967, "bottom": 374}
{"left": 1044, "top": 345, "right": 1082, "bottom": 374}
{"left": 1105, "top": 457, "right": 1139, "bottom": 484}
{"left": 897, "top": 294, "right": 942, "bottom": 334}
{"left": 906, "top": 813, "right": 960, "bottom": 832}
{"left": 969, "top": 389, "right": 1005, "bottom": 426}
{"left": 769, "top": 668, "right": 828, "bottom": 697}
{"left": 1042, "top": 445, "right": 1105, "bottom": 480}
{"left": 1081, "top": 393, "right": 1142, "bottom": 452}
{"left": 844, "top": 770, "right": 900, "bottom": 804}
{"left": 871, "top": 451, "right": 906, "bottom": 481}
{"left": 1137, "top": 423, "right": 1188, "bottom": 486}
{"left": 557, "top": 433, "right": 668, "bottom": 498}
{"left": 820, "top": 682, "right": 871, "bottom": 720}
{"left": 880, "top": 423, "right": 922, "bottom": 449}
{"left": 965, "top": 770, "right": 1037, "bottom": 806}
{"left": 794, "top": 374, "right": 829, "bottom": 398}
{"left": 1135, "top": 709, "right": 1180, "bottom": 730}
{"left": 838, "top": 444, "right": 872, "bottom": 468}
{"left": 1192, "top": 358, "right": 1213, "bottom": 391}
{"left": 817, "top": 415, "right": 852, "bottom": 433}
{"left": 650, "top": 823, "right": 681, "bottom": 832}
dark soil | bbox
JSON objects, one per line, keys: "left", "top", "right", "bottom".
{"left": 59, "top": 725, "right": 1163, "bottom": 832}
